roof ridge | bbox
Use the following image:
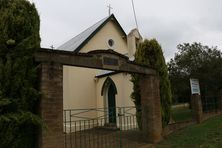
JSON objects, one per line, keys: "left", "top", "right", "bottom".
{"left": 64, "top": 16, "right": 109, "bottom": 45}
{"left": 58, "top": 14, "right": 126, "bottom": 52}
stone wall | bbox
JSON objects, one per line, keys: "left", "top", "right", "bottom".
{"left": 163, "top": 120, "right": 196, "bottom": 136}
{"left": 162, "top": 94, "right": 222, "bottom": 137}
{"left": 202, "top": 111, "right": 222, "bottom": 122}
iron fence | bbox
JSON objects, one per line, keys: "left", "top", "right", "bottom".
{"left": 202, "top": 96, "right": 219, "bottom": 113}
{"left": 63, "top": 106, "right": 147, "bottom": 148}
{"left": 171, "top": 102, "right": 193, "bottom": 122}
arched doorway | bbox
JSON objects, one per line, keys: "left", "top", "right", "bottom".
{"left": 107, "top": 83, "right": 116, "bottom": 124}
{"left": 101, "top": 77, "right": 117, "bottom": 124}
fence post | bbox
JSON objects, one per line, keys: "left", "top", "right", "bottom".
{"left": 38, "top": 62, "right": 64, "bottom": 148}
{"left": 191, "top": 94, "right": 203, "bottom": 123}
{"left": 140, "top": 75, "right": 162, "bottom": 143}
{"left": 218, "top": 90, "right": 222, "bottom": 111}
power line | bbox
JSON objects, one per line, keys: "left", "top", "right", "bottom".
{"left": 131, "top": 0, "right": 138, "bottom": 29}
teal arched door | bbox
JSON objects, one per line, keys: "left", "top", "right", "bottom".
{"left": 101, "top": 77, "right": 117, "bottom": 124}
{"left": 108, "top": 83, "right": 116, "bottom": 124}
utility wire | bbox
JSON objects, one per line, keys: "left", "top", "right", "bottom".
{"left": 131, "top": 0, "right": 139, "bottom": 29}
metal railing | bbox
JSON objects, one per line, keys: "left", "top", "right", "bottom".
{"left": 63, "top": 106, "right": 146, "bottom": 148}
{"left": 171, "top": 103, "right": 192, "bottom": 122}
{"left": 202, "top": 96, "right": 219, "bottom": 113}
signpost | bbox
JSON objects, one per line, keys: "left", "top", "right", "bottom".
{"left": 190, "top": 78, "right": 202, "bottom": 123}
{"left": 190, "top": 78, "right": 200, "bottom": 95}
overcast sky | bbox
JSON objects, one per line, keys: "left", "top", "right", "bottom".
{"left": 32, "top": 0, "right": 222, "bottom": 61}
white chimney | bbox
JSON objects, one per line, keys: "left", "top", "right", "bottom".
{"left": 127, "top": 28, "right": 143, "bottom": 59}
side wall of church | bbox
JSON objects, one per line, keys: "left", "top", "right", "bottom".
{"left": 63, "top": 66, "right": 98, "bottom": 110}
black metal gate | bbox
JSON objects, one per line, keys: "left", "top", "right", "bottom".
{"left": 63, "top": 106, "right": 147, "bottom": 148}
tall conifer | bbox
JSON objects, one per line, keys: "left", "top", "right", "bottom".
{"left": 131, "top": 39, "right": 172, "bottom": 127}
{"left": 0, "top": 0, "right": 41, "bottom": 146}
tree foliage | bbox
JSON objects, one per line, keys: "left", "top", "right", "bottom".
{"left": 168, "top": 42, "right": 222, "bottom": 103}
{"left": 131, "top": 39, "right": 172, "bottom": 127}
{"left": 0, "top": 0, "right": 41, "bottom": 147}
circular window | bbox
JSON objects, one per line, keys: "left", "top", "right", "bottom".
{"left": 108, "top": 39, "right": 114, "bottom": 47}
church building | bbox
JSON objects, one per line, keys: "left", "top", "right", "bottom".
{"left": 59, "top": 14, "right": 142, "bottom": 125}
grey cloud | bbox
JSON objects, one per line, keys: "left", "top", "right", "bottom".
{"left": 33, "top": 0, "right": 222, "bottom": 60}
{"left": 198, "top": 16, "right": 222, "bottom": 32}
{"left": 139, "top": 17, "right": 197, "bottom": 60}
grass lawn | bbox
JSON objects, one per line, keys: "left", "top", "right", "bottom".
{"left": 158, "top": 116, "right": 222, "bottom": 148}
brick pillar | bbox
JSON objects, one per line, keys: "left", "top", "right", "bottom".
{"left": 191, "top": 94, "right": 203, "bottom": 123}
{"left": 140, "top": 75, "right": 162, "bottom": 143}
{"left": 39, "top": 62, "right": 64, "bottom": 148}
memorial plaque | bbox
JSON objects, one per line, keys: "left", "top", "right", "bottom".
{"left": 103, "top": 57, "right": 119, "bottom": 66}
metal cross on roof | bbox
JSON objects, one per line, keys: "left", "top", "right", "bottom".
{"left": 50, "top": 45, "right": 54, "bottom": 50}
{"left": 107, "top": 4, "right": 113, "bottom": 16}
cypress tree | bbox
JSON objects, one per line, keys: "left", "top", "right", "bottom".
{"left": 0, "top": 0, "right": 41, "bottom": 147}
{"left": 131, "top": 39, "right": 172, "bottom": 127}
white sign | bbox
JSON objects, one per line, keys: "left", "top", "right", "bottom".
{"left": 190, "top": 79, "right": 200, "bottom": 95}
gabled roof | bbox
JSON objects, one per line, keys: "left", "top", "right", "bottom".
{"left": 58, "top": 14, "right": 127, "bottom": 53}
